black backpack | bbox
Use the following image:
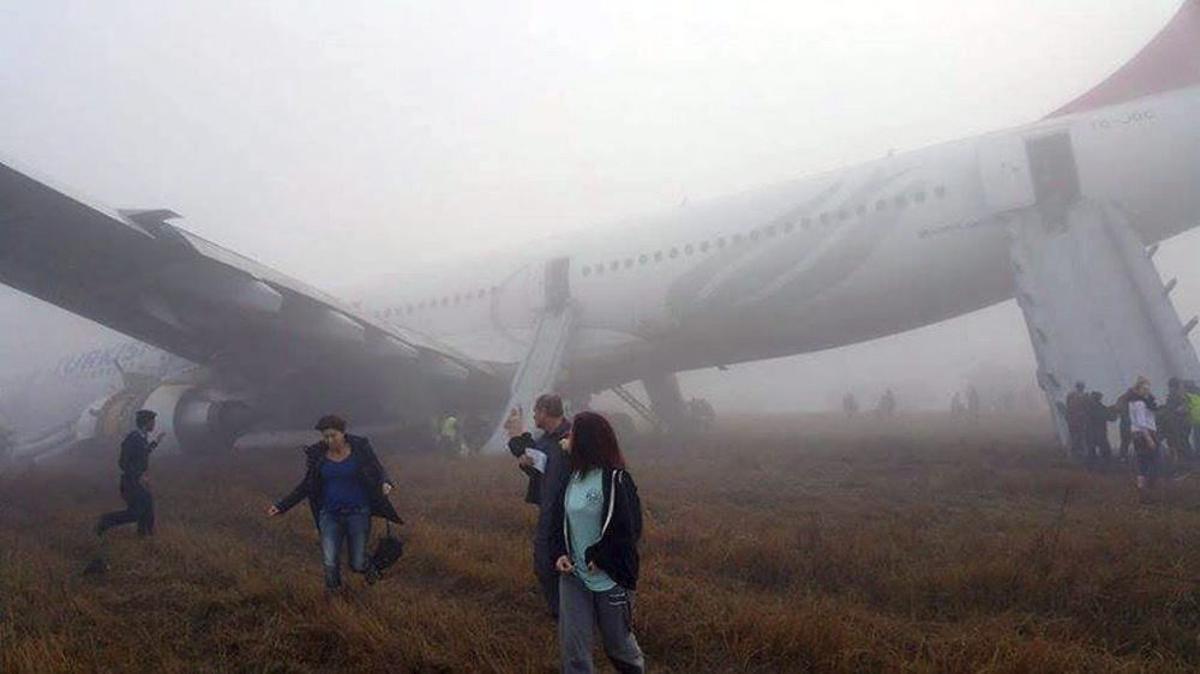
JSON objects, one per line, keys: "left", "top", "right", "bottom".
{"left": 371, "top": 521, "right": 404, "bottom": 573}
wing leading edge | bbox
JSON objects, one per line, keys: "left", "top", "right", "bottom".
{"left": 0, "top": 158, "right": 497, "bottom": 397}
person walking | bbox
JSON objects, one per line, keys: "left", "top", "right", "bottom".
{"left": 1165, "top": 377, "right": 1194, "bottom": 460}
{"left": 1085, "top": 391, "right": 1116, "bottom": 463}
{"left": 267, "top": 415, "right": 401, "bottom": 591}
{"left": 1065, "top": 382, "right": 1090, "bottom": 458}
{"left": 549, "top": 411, "right": 645, "bottom": 674}
{"left": 96, "top": 410, "right": 163, "bottom": 537}
{"left": 1125, "top": 377, "right": 1160, "bottom": 498}
{"left": 507, "top": 393, "right": 572, "bottom": 618}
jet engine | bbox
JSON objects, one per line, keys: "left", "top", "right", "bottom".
{"left": 76, "top": 384, "right": 255, "bottom": 454}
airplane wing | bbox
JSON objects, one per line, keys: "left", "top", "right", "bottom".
{"left": 0, "top": 157, "right": 498, "bottom": 396}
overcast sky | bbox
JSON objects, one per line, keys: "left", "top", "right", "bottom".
{"left": 1, "top": 0, "right": 1195, "bottom": 412}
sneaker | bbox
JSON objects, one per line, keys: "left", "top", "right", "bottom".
{"left": 364, "top": 565, "right": 379, "bottom": 586}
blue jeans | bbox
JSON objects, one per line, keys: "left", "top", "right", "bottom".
{"left": 318, "top": 506, "right": 371, "bottom": 588}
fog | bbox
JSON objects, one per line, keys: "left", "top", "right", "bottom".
{"left": 1, "top": 0, "right": 1196, "bottom": 416}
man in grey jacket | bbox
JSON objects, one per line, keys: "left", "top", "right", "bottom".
{"left": 507, "top": 393, "right": 571, "bottom": 618}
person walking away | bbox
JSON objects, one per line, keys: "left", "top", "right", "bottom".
{"left": 96, "top": 410, "right": 164, "bottom": 537}
{"left": 877, "top": 389, "right": 897, "bottom": 418}
{"left": 1065, "top": 382, "right": 1090, "bottom": 458}
{"left": 1165, "top": 378, "right": 1194, "bottom": 460}
{"left": 549, "top": 411, "right": 644, "bottom": 674}
{"left": 1112, "top": 389, "right": 1134, "bottom": 462}
{"left": 1126, "top": 377, "right": 1160, "bottom": 498}
{"left": 966, "top": 386, "right": 981, "bottom": 420}
{"left": 506, "top": 393, "right": 572, "bottom": 618}
{"left": 439, "top": 413, "right": 464, "bottom": 455}
{"left": 1186, "top": 380, "right": 1200, "bottom": 455}
{"left": 1085, "top": 391, "right": 1115, "bottom": 463}
{"left": 842, "top": 393, "right": 859, "bottom": 417}
{"left": 267, "top": 415, "right": 401, "bottom": 591}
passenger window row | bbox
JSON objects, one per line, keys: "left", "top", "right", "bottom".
{"left": 374, "top": 285, "right": 501, "bottom": 319}
{"left": 579, "top": 184, "right": 947, "bottom": 278}
{"left": 373, "top": 184, "right": 947, "bottom": 318}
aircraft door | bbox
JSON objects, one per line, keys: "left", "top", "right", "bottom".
{"left": 1025, "top": 131, "right": 1081, "bottom": 223}
{"left": 978, "top": 133, "right": 1036, "bottom": 212}
{"left": 544, "top": 257, "right": 570, "bottom": 313}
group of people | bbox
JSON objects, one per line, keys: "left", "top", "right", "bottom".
{"left": 93, "top": 395, "right": 645, "bottom": 674}
{"left": 1065, "top": 376, "right": 1200, "bottom": 494}
{"left": 842, "top": 389, "right": 898, "bottom": 418}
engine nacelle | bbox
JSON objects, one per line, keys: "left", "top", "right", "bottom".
{"left": 77, "top": 384, "right": 254, "bottom": 454}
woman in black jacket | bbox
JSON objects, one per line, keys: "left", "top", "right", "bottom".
{"left": 549, "top": 411, "right": 644, "bottom": 674}
{"left": 266, "top": 415, "right": 401, "bottom": 590}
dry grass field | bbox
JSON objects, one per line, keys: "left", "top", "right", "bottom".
{"left": 4, "top": 413, "right": 1200, "bottom": 673}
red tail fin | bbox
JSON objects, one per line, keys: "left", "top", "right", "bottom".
{"left": 1047, "top": 0, "right": 1200, "bottom": 118}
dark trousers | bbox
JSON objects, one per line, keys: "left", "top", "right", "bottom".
{"left": 1069, "top": 427, "right": 1087, "bottom": 457}
{"left": 98, "top": 476, "right": 154, "bottom": 536}
{"left": 1088, "top": 432, "right": 1112, "bottom": 461}
{"left": 534, "top": 534, "right": 560, "bottom": 618}
{"left": 1169, "top": 422, "right": 1193, "bottom": 458}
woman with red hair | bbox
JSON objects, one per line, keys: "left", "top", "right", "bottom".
{"left": 548, "top": 411, "right": 645, "bottom": 674}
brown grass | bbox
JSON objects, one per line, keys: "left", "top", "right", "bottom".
{"left": 3, "top": 413, "right": 1200, "bottom": 673}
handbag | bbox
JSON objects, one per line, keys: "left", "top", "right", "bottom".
{"left": 371, "top": 520, "right": 404, "bottom": 573}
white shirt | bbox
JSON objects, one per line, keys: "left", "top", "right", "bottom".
{"left": 1130, "top": 400, "right": 1157, "bottom": 433}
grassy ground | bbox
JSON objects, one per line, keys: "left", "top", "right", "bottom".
{"left": 3, "top": 413, "right": 1200, "bottom": 673}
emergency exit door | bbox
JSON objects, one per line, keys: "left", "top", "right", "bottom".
{"left": 1025, "top": 131, "right": 1081, "bottom": 221}
{"left": 545, "top": 257, "right": 570, "bottom": 313}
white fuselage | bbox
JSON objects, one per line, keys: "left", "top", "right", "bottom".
{"left": 354, "top": 87, "right": 1200, "bottom": 391}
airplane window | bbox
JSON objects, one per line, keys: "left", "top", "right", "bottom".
{"left": 749, "top": 230, "right": 760, "bottom": 241}
{"left": 610, "top": 261, "right": 619, "bottom": 271}
{"left": 639, "top": 254, "right": 648, "bottom": 264}
{"left": 766, "top": 225, "right": 777, "bottom": 237}
{"left": 856, "top": 205, "right": 866, "bottom": 217}
{"left": 477, "top": 289, "right": 486, "bottom": 299}
{"left": 733, "top": 233, "right": 744, "bottom": 244}
{"left": 684, "top": 244, "right": 694, "bottom": 255}
{"left": 669, "top": 247, "right": 679, "bottom": 258}
{"left": 783, "top": 222, "right": 794, "bottom": 233}
{"left": 596, "top": 263, "right": 606, "bottom": 274}
{"left": 654, "top": 251, "right": 663, "bottom": 262}
{"left": 819, "top": 213, "right": 830, "bottom": 225}
{"left": 454, "top": 294, "right": 461, "bottom": 304}
{"left": 717, "top": 237, "right": 726, "bottom": 247}
{"left": 442, "top": 297, "right": 449, "bottom": 307}
{"left": 624, "top": 258, "right": 634, "bottom": 268}
{"left": 700, "top": 241, "right": 710, "bottom": 252}
{"left": 801, "top": 217, "right": 812, "bottom": 229}
{"left": 491, "top": 286, "right": 499, "bottom": 294}
{"left": 837, "top": 210, "right": 848, "bottom": 221}
{"left": 894, "top": 195, "right": 907, "bottom": 208}
{"left": 582, "top": 266, "right": 591, "bottom": 276}
{"left": 876, "top": 199, "right": 886, "bottom": 211}
{"left": 914, "top": 191, "right": 927, "bottom": 204}
{"left": 934, "top": 185, "right": 947, "bottom": 198}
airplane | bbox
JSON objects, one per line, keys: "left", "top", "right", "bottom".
{"left": 2, "top": 0, "right": 1199, "bottom": 461}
